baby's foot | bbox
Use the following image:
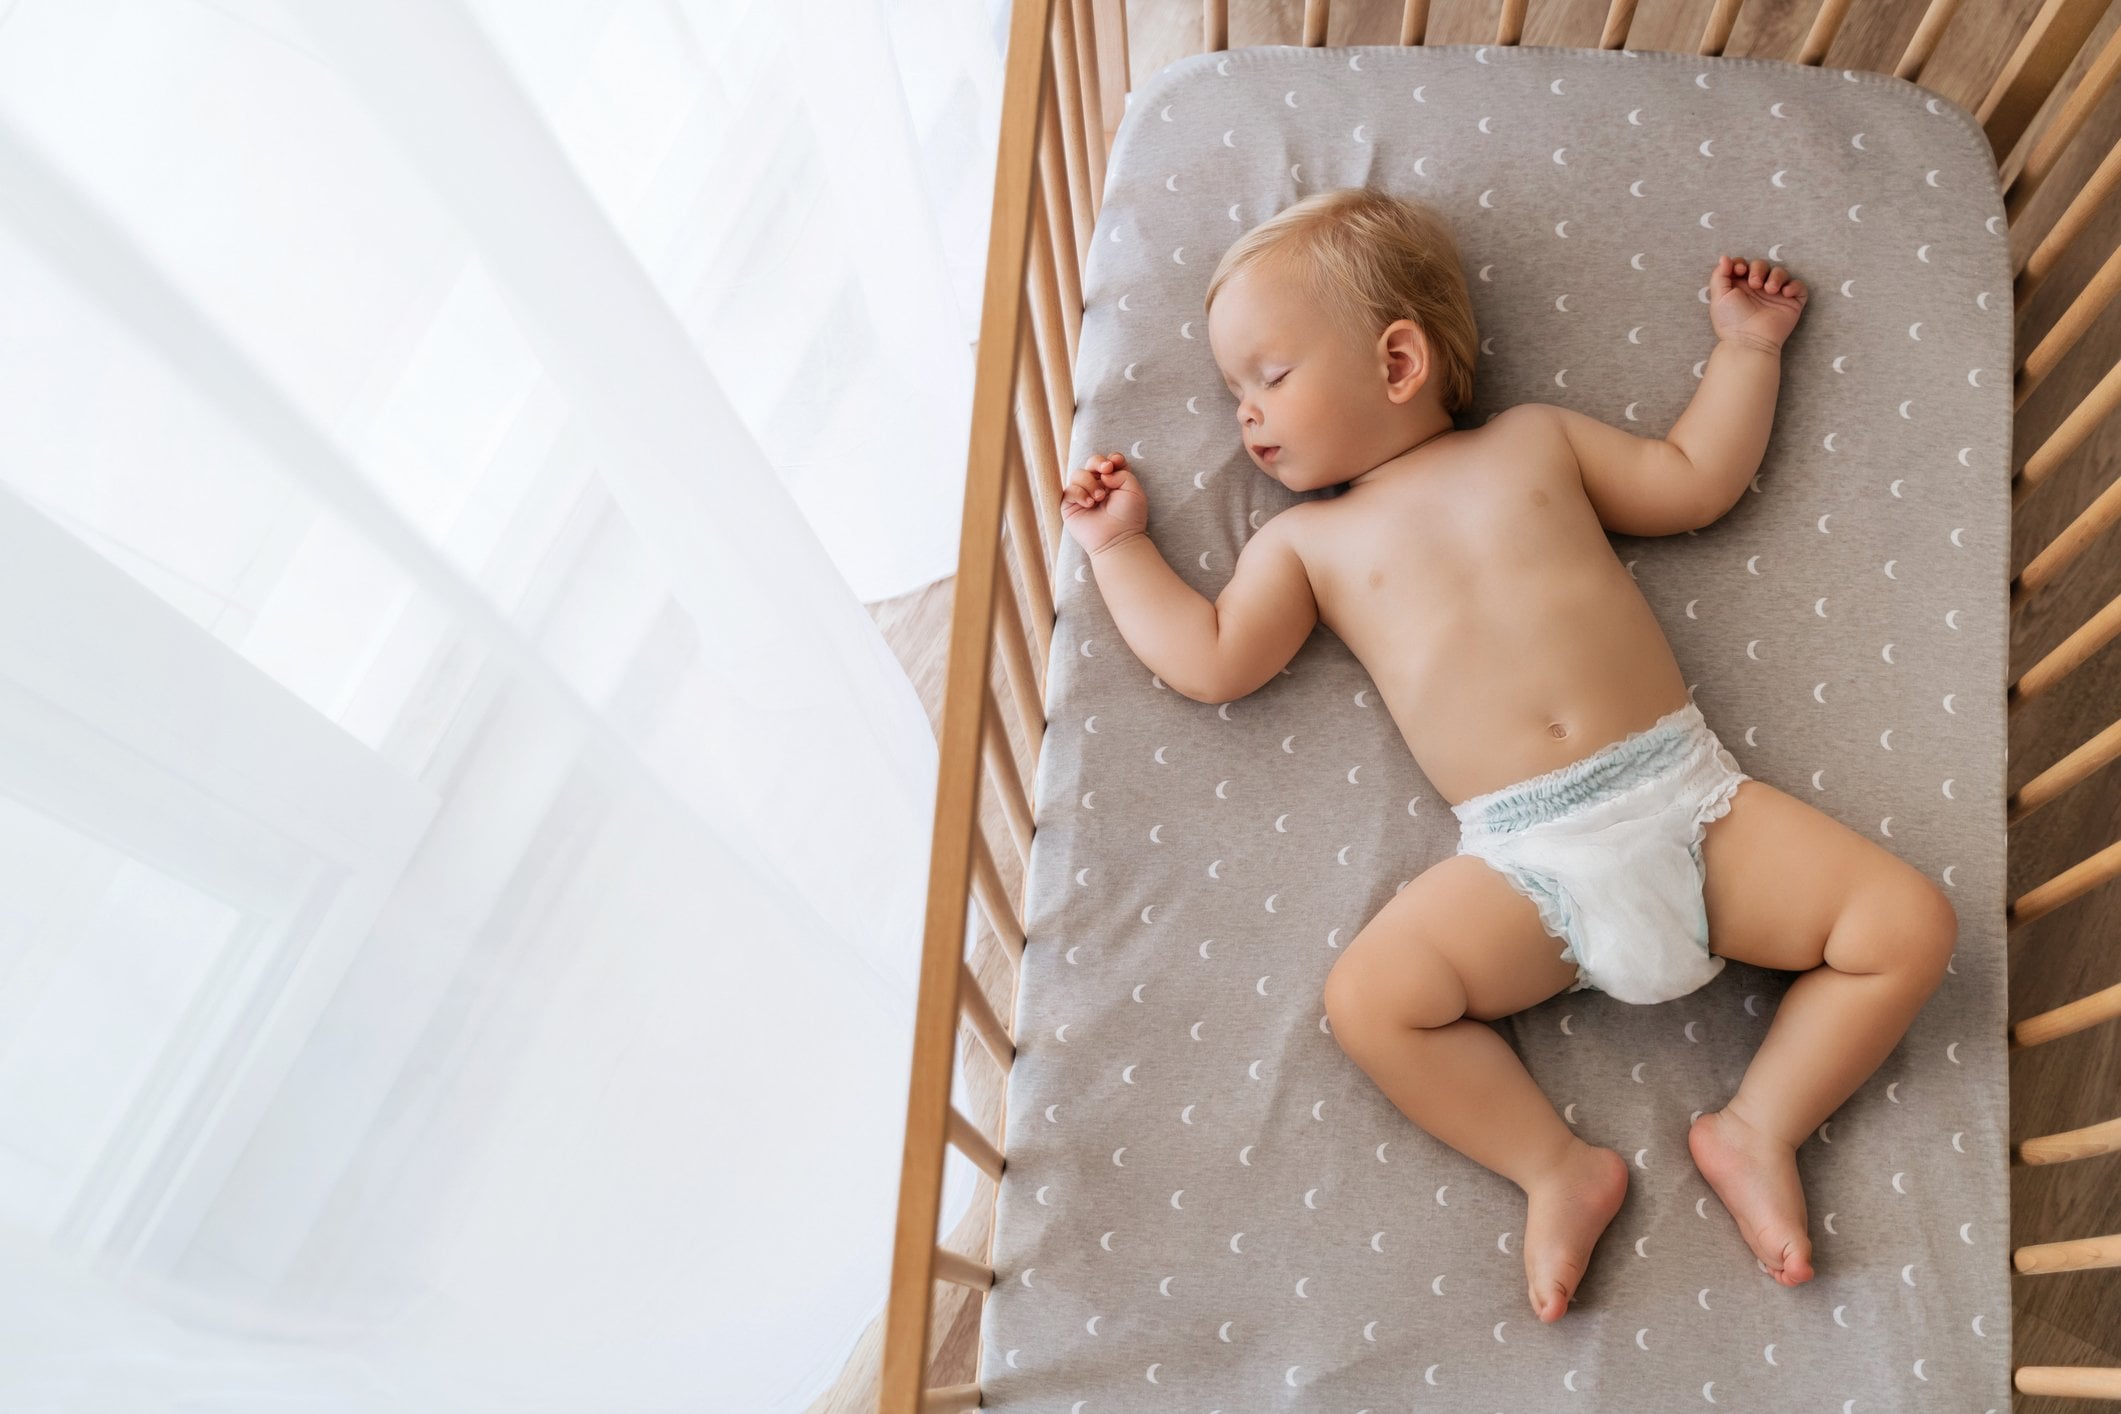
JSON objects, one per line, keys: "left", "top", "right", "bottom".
{"left": 1688, "top": 1106, "right": 1814, "bottom": 1285}
{"left": 1519, "top": 1139, "right": 1629, "bottom": 1322}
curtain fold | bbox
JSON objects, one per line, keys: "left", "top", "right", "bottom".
{"left": 0, "top": 0, "right": 1004, "bottom": 1407}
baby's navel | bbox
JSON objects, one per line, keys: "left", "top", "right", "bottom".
{"left": 1548, "top": 721, "right": 1569, "bottom": 739}
{"left": 1530, "top": 489, "right": 1550, "bottom": 507}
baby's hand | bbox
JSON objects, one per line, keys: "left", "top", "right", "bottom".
{"left": 1061, "top": 451, "right": 1150, "bottom": 556}
{"left": 1709, "top": 255, "right": 1808, "bottom": 354}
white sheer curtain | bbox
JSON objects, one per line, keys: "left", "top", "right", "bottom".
{"left": 0, "top": 0, "right": 1004, "bottom": 1408}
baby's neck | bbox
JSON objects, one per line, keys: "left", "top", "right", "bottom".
{"left": 1347, "top": 406, "right": 1458, "bottom": 489}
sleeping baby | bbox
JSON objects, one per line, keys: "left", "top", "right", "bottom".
{"left": 1058, "top": 187, "right": 1959, "bottom": 1324}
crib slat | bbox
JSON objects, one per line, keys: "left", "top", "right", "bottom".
{"left": 2015, "top": 242, "right": 2121, "bottom": 409}
{"left": 2006, "top": 833, "right": 2121, "bottom": 930}
{"left": 960, "top": 958, "right": 1017, "bottom": 1070}
{"left": 2009, "top": 589, "right": 2121, "bottom": 709}
{"left": 2014, "top": 356, "right": 2121, "bottom": 506}
{"left": 1400, "top": 0, "right": 1429, "bottom": 46}
{"left": 2008, "top": 715, "right": 2121, "bottom": 826}
{"left": 983, "top": 683, "right": 1035, "bottom": 866}
{"left": 882, "top": 3, "right": 1052, "bottom": 1405}
{"left": 919, "top": 1383, "right": 983, "bottom": 1413}
{"left": 1795, "top": 0, "right": 1853, "bottom": 65}
{"left": 2013, "top": 978, "right": 2121, "bottom": 1050}
{"left": 1599, "top": 0, "right": 1638, "bottom": 49}
{"left": 1004, "top": 443, "right": 1057, "bottom": 667}
{"left": 971, "top": 822, "right": 1028, "bottom": 963}
{"left": 2013, "top": 467, "right": 2121, "bottom": 609}
{"left": 2016, "top": 1114, "right": 2121, "bottom": 1166}
{"left": 990, "top": 553, "right": 1049, "bottom": 761}
{"left": 1978, "top": 0, "right": 2111, "bottom": 162}
{"left": 1205, "top": 0, "right": 1228, "bottom": 52}
{"left": 1497, "top": 0, "right": 1527, "bottom": 45}
{"left": 2005, "top": 19, "right": 2121, "bottom": 222}
{"left": 1038, "top": 74, "right": 1085, "bottom": 358}
{"left": 933, "top": 1243, "right": 997, "bottom": 1290}
{"left": 1027, "top": 186, "right": 1077, "bottom": 458}
{"left": 2016, "top": 1367, "right": 2121, "bottom": 1399}
{"left": 1304, "top": 0, "right": 1328, "bottom": 47}
{"left": 1071, "top": 0, "right": 1108, "bottom": 196}
{"left": 1049, "top": 1, "right": 1095, "bottom": 258}
{"left": 1091, "top": 0, "right": 1129, "bottom": 151}
{"left": 1698, "top": 0, "right": 1743, "bottom": 56}
{"left": 1013, "top": 321, "right": 1065, "bottom": 561}
{"left": 1894, "top": 0, "right": 1964, "bottom": 81}
{"left": 947, "top": 1103, "right": 1008, "bottom": 1180}
{"left": 2013, "top": 1231, "right": 2121, "bottom": 1275}
{"left": 2017, "top": 137, "right": 2121, "bottom": 291}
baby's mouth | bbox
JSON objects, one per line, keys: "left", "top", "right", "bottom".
{"left": 1252, "top": 444, "right": 1280, "bottom": 462}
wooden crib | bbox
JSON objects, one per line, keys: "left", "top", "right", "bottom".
{"left": 879, "top": 0, "right": 2121, "bottom": 1406}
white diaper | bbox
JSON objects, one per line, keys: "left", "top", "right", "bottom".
{"left": 1450, "top": 699, "right": 1750, "bottom": 1006}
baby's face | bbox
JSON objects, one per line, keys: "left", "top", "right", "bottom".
{"left": 1208, "top": 258, "right": 1424, "bottom": 493}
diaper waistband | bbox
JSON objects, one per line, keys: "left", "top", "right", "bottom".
{"left": 1451, "top": 700, "right": 1709, "bottom": 835}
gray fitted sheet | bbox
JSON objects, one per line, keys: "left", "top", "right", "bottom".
{"left": 984, "top": 43, "right": 2011, "bottom": 1412}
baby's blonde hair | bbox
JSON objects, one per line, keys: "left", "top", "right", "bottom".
{"left": 1203, "top": 187, "right": 1479, "bottom": 414}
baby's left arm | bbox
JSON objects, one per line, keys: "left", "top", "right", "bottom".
{"left": 1662, "top": 255, "right": 1809, "bottom": 519}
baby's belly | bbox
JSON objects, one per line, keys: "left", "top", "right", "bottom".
{"left": 1345, "top": 577, "right": 1694, "bottom": 808}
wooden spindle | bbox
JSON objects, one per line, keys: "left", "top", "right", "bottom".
{"left": 933, "top": 1244, "right": 996, "bottom": 1290}
{"left": 2015, "top": 243, "right": 2121, "bottom": 408}
{"left": 1049, "top": 1, "right": 1094, "bottom": 260}
{"left": 959, "top": 957, "right": 1017, "bottom": 1070}
{"left": 1071, "top": 0, "right": 1107, "bottom": 204}
{"left": 1699, "top": 0, "right": 1743, "bottom": 56}
{"left": 2013, "top": 1231, "right": 2121, "bottom": 1275}
{"left": 2007, "top": 715, "right": 2121, "bottom": 826}
{"left": 1978, "top": 0, "right": 2111, "bottom": 162}
{"left": 1027, "top": 184, "right": 1077, "bottom": 451}
{"left": 983, "top": 684, "right": 1034, "bottom": 866}
{"left": 2008, "top": 590, "right": 2121, "bottom": 711}
{"left": 1304, "top": 0, "right": 1329, "bottom": 46}
{"left": 970, "top": 828, "right": 1027, "bottom": 963}
{"left": 1895, "top": 0, "right": 1963, "bottom": 81}
{"left": 1204, "top": 0, "right": 1227, "bottom": 52}
{"left": 2011, "top": 468, "right": 2121, "bottom": 608}
{"left": 947, "top": 1103, "right": 1007, "bottom": 1179}
{"left": 2016, "top": 1114, "right": 2121, "bottom": 1166}
{"left": 1400, "top": 0, "right": 1429, "bottom": 45}
{"left": 990, "top": 565, "right": 1048, "bottom": 766}
{"left": 1600, "top": 0, "right": 1639, "bottom": 49}
{"left": 1796, "top": 0, "right": 1853, "bottom": 65}
{"left": 2016, "top": 136, "right": 2121, "bottom": 291}
{"left": 2013, "top": 978, "right": 2121, "bottom": 1049}
{"left": 1039, "top": 74, "right": 1084, "bottom": 358}
{"left": 2013, "top": 356, "right": 2121, "bottom": 506}
{"left": 1498, "top": 0, "right": 1527, "bottom": 44}
{"left": 2006, "top": 833, "right": 2121, "bottom": 931}
{"left": 1013, "top": 319, "right": 1065, "bottom": 558}
{"left": 1004, "top": 440, "right": 1057, "bottom": 668}
{"left": 2015, "top": 1368, "right": 2121, "bottom": 1399}
{"left": 2005, "top": 18, "right": 2121, "bottom": 222}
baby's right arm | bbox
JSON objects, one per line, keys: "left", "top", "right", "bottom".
{"left": 1064, "top": 452, "right": 1318, "bottom": 703}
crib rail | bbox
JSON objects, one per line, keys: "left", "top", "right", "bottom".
{"left": 880, "top": 1, "right": 2121, "bottom": 1408}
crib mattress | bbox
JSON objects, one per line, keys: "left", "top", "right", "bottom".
{"left": 985, "top": 44, "right": 2010, "bottom": 1411}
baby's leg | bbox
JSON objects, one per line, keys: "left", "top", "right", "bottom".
{"left": 1324, "top": 853, "right": 1627, "bottom": 1324}
{"left": 1692, "top": 780, "right": 1958, "bottom": 1285}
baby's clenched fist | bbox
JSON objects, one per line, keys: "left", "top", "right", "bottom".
{"left": 1709, "top": 254, "right": 1808, "bottom": 354}
{"left": 1062, "top": 451, "right": 1151, "bottom": 556}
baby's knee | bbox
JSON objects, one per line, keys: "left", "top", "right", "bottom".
{"left": 1844, "top": 864, "right": 1956, "bottom": 990}
{"left": 1323, "top": 934, "right": 1467, "bottom": 1045}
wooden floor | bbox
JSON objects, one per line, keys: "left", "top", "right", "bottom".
{"left": 823, "top": 3, "right": 2121, "bottom": 1410}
